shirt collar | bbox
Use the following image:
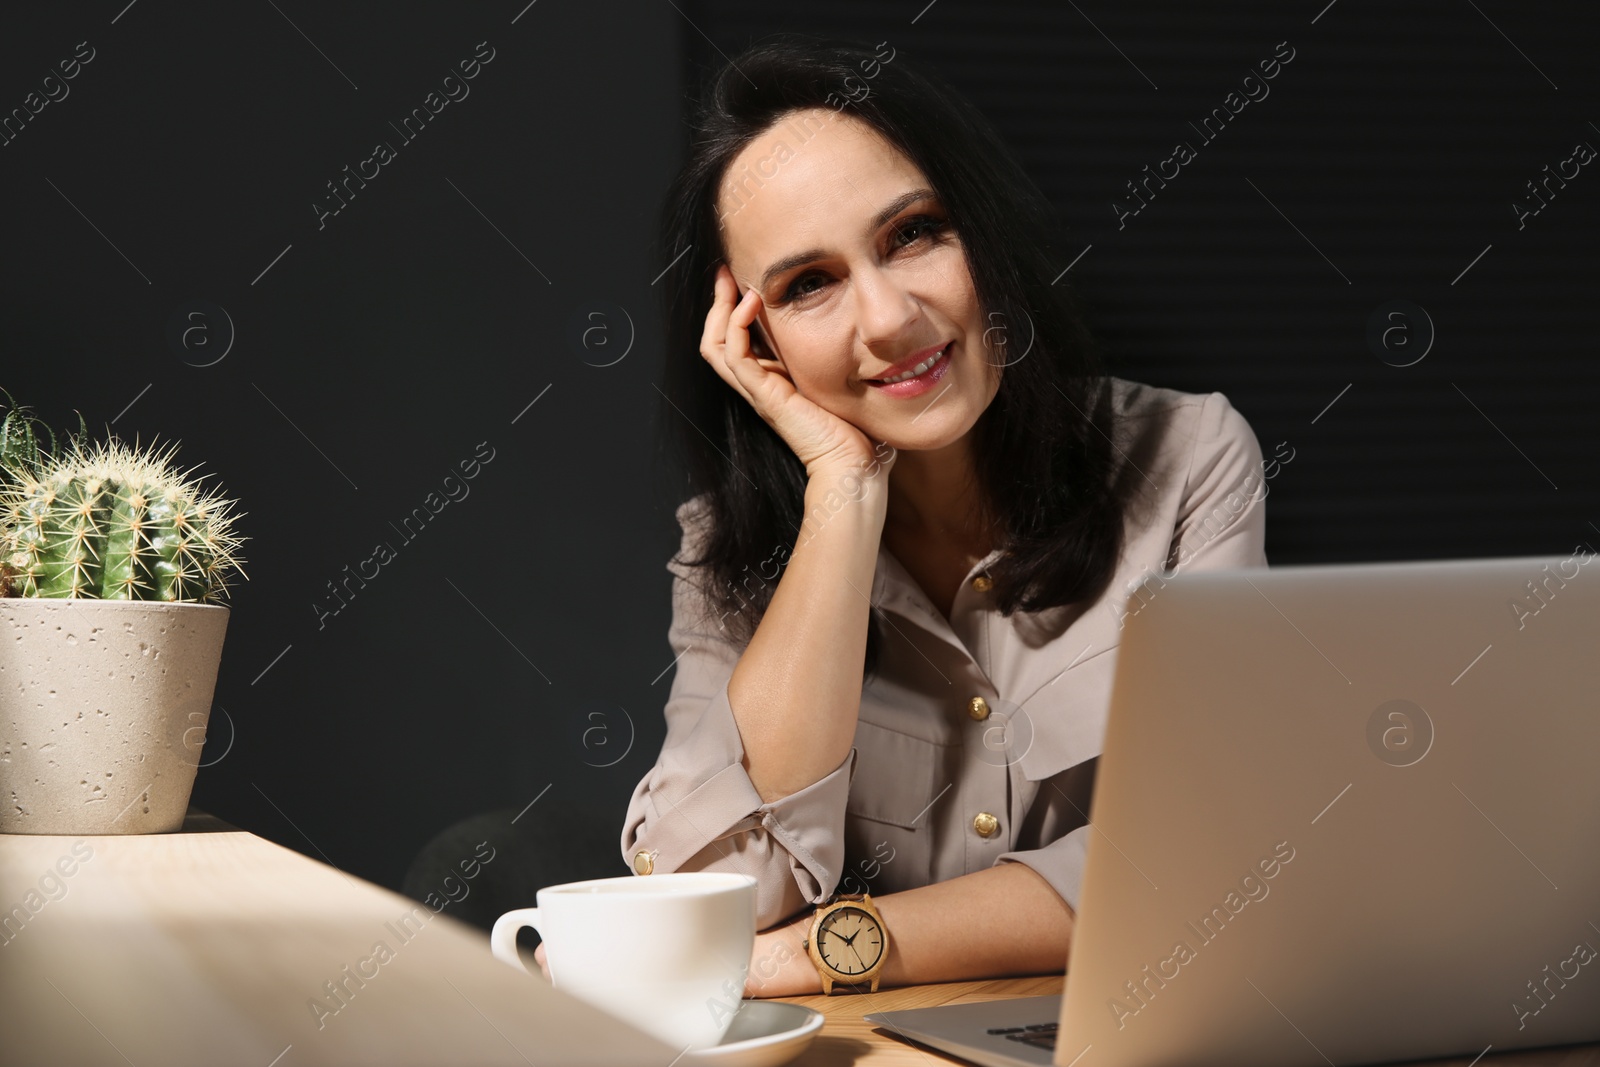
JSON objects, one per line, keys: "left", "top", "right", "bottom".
{"left": 870, "top": 540, "right": 1007, "bottom": 650}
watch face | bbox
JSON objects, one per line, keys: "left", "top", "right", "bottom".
{"left": 816, "top": 905, "right": 884, "bottom": 976}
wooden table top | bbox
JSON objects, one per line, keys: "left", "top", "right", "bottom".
{"left": 777, "top": 975, "right": 1062, "bottom": 1065}
{"left": 3, "top": 815, "right": 1595, "bottom": 1067}
{"left": 776, "top": 975, "right": 1600, "bottom": 1067}
{"left": 0, "top": 814, "right": 678, "bottom": 1066}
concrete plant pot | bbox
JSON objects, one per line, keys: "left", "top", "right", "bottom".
{"left": 0, "top": 598, "right": 229, "bottom": 834}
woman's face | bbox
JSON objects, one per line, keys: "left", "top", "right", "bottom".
{"left": 717, "top": 108, "right": 1001, "bottom": 455}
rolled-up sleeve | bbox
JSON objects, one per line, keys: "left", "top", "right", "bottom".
{"left": 993, "top": 751, "right": 1100, "bottom": 915}
{"left": 995, "top": 391, "right": 1271, "bottom": 913}
{"left": 1003, "top": 823, "right": 1095, "bottom": 915}
{"left": 621, "top": 499, "right": 854, "bottom": 929}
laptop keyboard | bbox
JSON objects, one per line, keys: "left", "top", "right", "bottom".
{"left": 986, "top": 1022, "right": 1058, "bottom": 1051}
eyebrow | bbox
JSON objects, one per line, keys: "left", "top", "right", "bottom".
{"left": 754, "top": 187, "right": 940, "bottom": 294}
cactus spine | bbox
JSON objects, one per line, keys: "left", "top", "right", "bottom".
{"left": 0, "top": 435, "right": 247, "bottom": 602}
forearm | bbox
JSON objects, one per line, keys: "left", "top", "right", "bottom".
{"left": 746, "top": 862, "right": 1075, "bottom": 997}
{"left": 730, "top": 467, "right": 887, "bottom": 802}
{"left": 874, "top": 862, "right": 1074, "bottom": 986}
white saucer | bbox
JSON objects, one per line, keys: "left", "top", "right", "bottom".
{"left": 683, "top": 1000, "right": 825, "bottom": 1067}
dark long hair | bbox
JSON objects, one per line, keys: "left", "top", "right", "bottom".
{"left": 654, "top": 33, "right": 1134, "bottom": 679}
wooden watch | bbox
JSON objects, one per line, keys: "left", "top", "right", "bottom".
{"left": 804, "top": 892, "right": 890, "bottom": 994}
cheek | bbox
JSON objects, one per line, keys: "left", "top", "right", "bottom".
{"left": 924, "top": 242, "right": 979, "bottom": 301}
{"left": 790, "top": 367, "right": 856, "bottom": 412}
{"left": 774, "top": 334, "right": 858, "bottom": 395}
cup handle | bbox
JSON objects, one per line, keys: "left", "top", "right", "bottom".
{"left": 491, "top": 907, "right": 543, "bottom": 975}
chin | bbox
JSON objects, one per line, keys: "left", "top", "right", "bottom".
{"left": 876, "top": 416, "right": 978, "bottom": 455}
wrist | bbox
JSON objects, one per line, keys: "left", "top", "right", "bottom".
{"left": 746, "top": 914, "right": 821, "bottom": 998}
{"left": 804, "top": 457, "right": 892, "bottom": 520}
{"left": 805, "top": 891, "right": 891, "bottom": 995}
{"left": 807, "top": 440, "right": 895, "bottom": 492}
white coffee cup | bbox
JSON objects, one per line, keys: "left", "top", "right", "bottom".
{"left": 491, "top": 872, "right": 757, "bottom": 1051}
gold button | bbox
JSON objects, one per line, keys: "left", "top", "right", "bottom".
{"left": 633, "top": 850, "right": 655, "bottom": 875}
{"left": 967, "top": 696, "right": 991, "bottom": 721}
{"left": 972, "top": 575, "right": 993, "bottom": 592}
{"left": 973, "top": 812, "right": 999, "bottom": 837}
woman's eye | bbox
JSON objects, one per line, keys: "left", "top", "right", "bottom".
{"left": 893, "top": 215, "right": 947, "bottom": 246}
{"left": 783, "top": 272, "right": 827, "bottom": 302}
{"left": 778, "top": 216, "right": 948, "bottom": 304}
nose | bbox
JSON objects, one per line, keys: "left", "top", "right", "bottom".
{"left": 852, "top": 263, "right": 922, "bottom": 351}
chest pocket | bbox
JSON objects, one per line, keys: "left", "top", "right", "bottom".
{"left": 840, "top": 718, "right": 952, "bottom": 896}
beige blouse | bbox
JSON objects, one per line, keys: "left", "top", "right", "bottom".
{"left": 621, "top": 377, "right": 1271, "bottom": 930}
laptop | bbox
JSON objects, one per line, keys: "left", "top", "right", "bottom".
{"left": 866, "top": 552, "right": 1600, "bottom": 1067}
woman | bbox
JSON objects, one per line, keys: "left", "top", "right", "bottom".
{"left": 621, "top": 34, "right": 1269, "bottom": 997}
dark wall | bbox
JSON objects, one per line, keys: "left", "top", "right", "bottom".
{"left": 3, "top": 1, "right": 1597, "bottom": 901}
{"left": 1, "top": 1, "right": 688, "bottom": 895}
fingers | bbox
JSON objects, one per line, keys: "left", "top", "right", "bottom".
{"left": 727, "top": 291, "right": 795, "bottom": 421}
{"left": 721, "top": 286, "right": 763, "bottom": 386}
{"left": 699, "top": 264, "right": 736, "bottom": 362}
{"left": 730, "top": 276, "right": 783, "bottom": 369}
{"left": 700, "top": 267, "right": 750, "bottom": 402}
{"left": 533, "top": 941, "right": 551, "bottom": 980}
{"left": 701, "top": 264, "right": 773, "bottom": 408}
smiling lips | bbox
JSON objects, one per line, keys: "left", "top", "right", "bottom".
{"left": 865, "top": 341, "right": 952, "bottom": 384}
{"left": 864, "top": 342, "right": 953, "bottom": 397}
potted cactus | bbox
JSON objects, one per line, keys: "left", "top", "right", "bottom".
{"left": 0, "top": 390, "right": 247, "bottom": 834}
